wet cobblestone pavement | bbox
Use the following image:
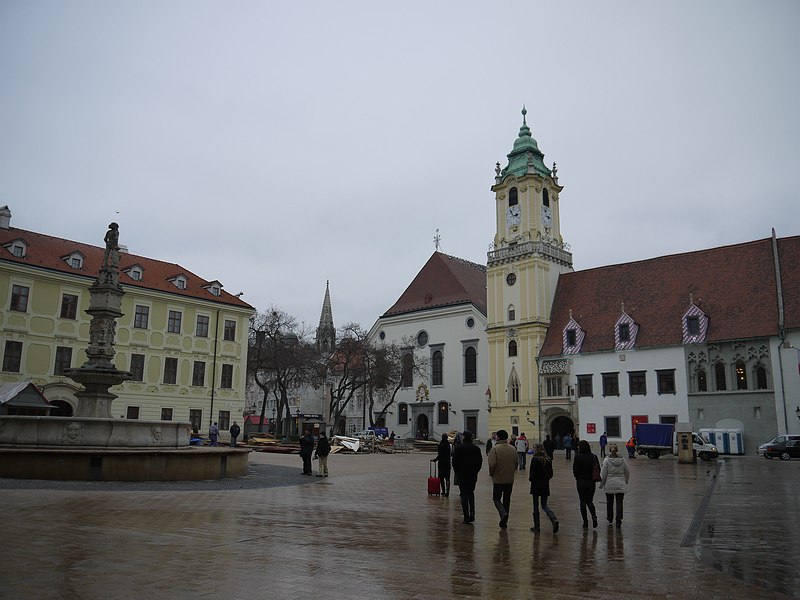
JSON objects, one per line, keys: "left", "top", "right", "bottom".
{"left": 1, "top": 450, "right": 797, "bottom": 599}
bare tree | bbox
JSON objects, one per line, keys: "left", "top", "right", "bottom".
{"left": 321, "top": 323, "right": 372, "bottom": 435}
{"left": 248, "top": 308, "right": 315, "bottom": 437}
{"left": 365, "top": 338, "right": 428, "bottom": 428}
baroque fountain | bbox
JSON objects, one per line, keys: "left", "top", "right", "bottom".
{"left": 0, "top": 224, "right": 248, "bottom": 480}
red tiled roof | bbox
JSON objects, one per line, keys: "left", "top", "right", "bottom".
{"left": 0, "top": 225, "right": 254, "bottom": 309}
{"left": 541, "top": 235, "right": 800, "bottom": 356}
{"left": 382, "top": 252, "right": 486, "bottom": 317}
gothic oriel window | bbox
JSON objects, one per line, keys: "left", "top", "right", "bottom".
{"left": 509, "top": 373, "right": 520, "bottom": 403}
{"left": 756, "top": 366, "right": 768, "bottom": 390}
{"left": 697, "top": 368, "right": 707, "bottom": 392}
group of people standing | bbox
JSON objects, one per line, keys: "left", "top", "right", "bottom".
{"left": 433, "top": 429, "right": 631, "bottom": 533}
{"left": 299, "top": 430, "right": 331, "bottom": 477}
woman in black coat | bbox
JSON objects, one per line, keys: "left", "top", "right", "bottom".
{"left": 431, "top": 433, "right": 452, "bottom": 496}
{"left": 572, "top": 440, "right": 599, "bottom": 528}
{"left": 529, "top": 443, "right": 559, "bottom": 533}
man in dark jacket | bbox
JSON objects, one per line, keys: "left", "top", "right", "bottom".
{"left": 299, "top": 430, "right": 315, "bottom": 475}
{"left": 229, "top": 422, "right": 241, "bottom": 447}
{"left": 543, "top": 434, "right": 556, "bottom": 460}
{"left": 451, "top": 431, "right": 483, "bottom": 524}
{"left": 314, "top": 433, "right": 331, "bottom": 477}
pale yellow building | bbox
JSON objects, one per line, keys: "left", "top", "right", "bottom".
{"left": 0, "top": 206, "right": 254, "bottom": 435}
{"left": 486, "top": 110, "right": 573, "bottom": 439}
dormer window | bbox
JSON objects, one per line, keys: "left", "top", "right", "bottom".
{"left": 124, "top": 265, "right": 144, "bottom": 281}
{"left": 615, "top": 310, "right": 639, "bottom": 351}
{"left": 203, "top": 280, "right": 223, "bottom": 297}
{"left": 169, "top": 275, "right": 188, "bottom": 290}
{"left": 4, "top": 239, "right": 28, "bottom": 258}
{"left": 562, "top": 314, "right": 585, "bottom": 355}
{"left": 682, "top": 301, "right": 708, "bottom": 344}
{"left": 62, "top": 251, "right": 85, "bottom": 269}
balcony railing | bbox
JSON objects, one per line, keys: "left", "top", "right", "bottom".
{"left": 488, "top": 240, "right": 572, "bottom": 267}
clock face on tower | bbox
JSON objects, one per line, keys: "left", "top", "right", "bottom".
{"left": 541, "top": 204, "right": 552, "bottom": 228}
{"left": 506, "top": 204, "right": 521, "bottom": 227}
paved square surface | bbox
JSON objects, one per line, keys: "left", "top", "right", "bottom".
{"left": 1, "top": 449, "right": 797, "bottom": 599}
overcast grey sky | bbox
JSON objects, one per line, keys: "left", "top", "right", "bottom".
{"left": 2, "top": 1, "right": 798, "bottom": 331}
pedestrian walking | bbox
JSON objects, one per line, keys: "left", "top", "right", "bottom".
{"left": 515, "top": 432, "right": 529, "bottom": 470}
{"left": 430, "top": 433, "right": 452, "bottom": 496}
{"left": 573, "top": 440, "right": 599, "bottom": 528}
{"left": 315, "top": 432, "right": 331, "bottom": 477}
{"left": 209, "top": 422, "right": 219, "bottom": 446}
{"left": 600, "top": 443, "right": 630, "bottom": 527}
{"left": 486, "top": 431, "right": 496, "bottom": 456}
{"left": 543, "top": 434, "right": 555, "bottom": 460}
{"left": 563, "top": 432, "right": 573, "bottom": 461}
{"left": 229, "top": 421, "right": 241, "bottom": 447}
{"left": 529, "top": 443, "right": 559, "bottom": 534}
{"left": 452, "top": 431, "right": 483, "bottom": 524}
{"left": 488, "top": 429, "right": 518, "bottom": 528}
{"left": 599, "top": 431, "right": 608, "bottom": 458}
{"left": 299, "top": 430, "right": 315, "bottom": 475}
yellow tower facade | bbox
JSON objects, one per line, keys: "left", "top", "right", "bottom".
{"left": 486, "top": 109, "right": 573, "bottom": 440}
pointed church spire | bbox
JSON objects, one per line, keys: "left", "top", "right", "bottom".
{"left": 316, "top": 281, "right": 336, "bottom": 353}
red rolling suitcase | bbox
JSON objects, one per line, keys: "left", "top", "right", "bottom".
{"left": 428, "top": 462, "right": 440, "bottom": 496}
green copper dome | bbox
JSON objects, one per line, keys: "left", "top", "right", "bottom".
{"left": 500, "top": 107, "right": 551, "bottom": 181}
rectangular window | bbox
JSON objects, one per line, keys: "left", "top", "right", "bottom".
{"left": 687, "top": 316, "right": 700, "bottom": 335}
{"left": 60, "top": 294, "right": 79, "bottom": 319}
{"left": 398, "top": 403, "right": 408, "bottom": 425}
{"left": 566, "top": 329, "right": 577, "bottom": 346}
{"left": 577, "top": 374, "right": 593, "bottom": 398}
{"left": 54, "top": 346, "right": 73, "bottom": 375}
{"left": 619, "top": 323, "right": 630, "bottom": 342}
{"left": 126, "top": 406, "right": 140, "bottom": 419}
{"left": 218, "top": 411, "right": 231, "bottom": 430}
{"left": 163, "top": 357, "right": 178, "bottom": 384}
{"left": 657, "top": 369, "right": 676, "bottom": 394}
{"left": 2, "top": 341, "right": 23, "bottom": 372}
{"left": 189, "top": 409, "right": 203, "bottom": 432}
{"left": 602, "top": 373, "right": 619, "bottom": 396}
{"left": 161, "top": 407, "right": 173, "bottom": 421}
{"left": 134, "top": 305, "right": 149, "bottom": 329}
{"left": 660, "top": 415, "right": 677, "bottom": 425}
{"left": 545, "top": 377, "right": 563, "bottom": 397}
{"left": 130, "top": 354, "right": 145, "bottom": 381}
{"left": 168, "top": 310, "right": 182, "bottom": 333}
{"left": 223, "top": 319, "right": 236, "bottom": 341}
{"left": 196, "top": 315, "right": 210, "bottom": 337}
{"left": 10, "top": 285, "right": 30, "bottom": 312}
{"left": 629, "top": 371, "right": 647, "bottom": 395}
{"left": 604, "top": 416, "right": 621, "bottom": 438}
{"left": 221, "top": 364, "right": 233, "bottom": 389}
{"left": 192, "top": 361, "right": 206, "bottom": 386}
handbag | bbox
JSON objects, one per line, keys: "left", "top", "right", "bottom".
{"left": 591, "top": 455, "right": 602, "bottom": 482}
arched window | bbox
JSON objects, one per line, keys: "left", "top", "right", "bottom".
{"left": 508, "top": 340, "right": 518, "bottom": 357}
{"left": 438, "top": 401, "right": 449, "bottom": 425}
{"left": 432, "top": 350, "right": 443, "bottom": 386}
{"left": 697, "top": 368, "right": 707, "bottom": 392}
{"left": 756, "top": 366, "right": 768, "bottom": 390}
{"left": 714, "top": 362, "right": 727, "bottom": 391}
{"left": 508, "top": 305, "right": 516, "bottom": 321}
{"left": 509, "top": 373, "right": 520, "bottom": 403}
{"left": 542, "top": 187, "right": 550, "bottom": 207}
{"left": 509, "top": 187, "right": 518, "bottom": 206}
{"left": 464, "top": 346, "right": 477, "bottom": 384}
{"left": 398, "top": 403, "right": 408, "bottom": 425}
{"left": 735, "top": 360, "right": 747, "bottom": 390}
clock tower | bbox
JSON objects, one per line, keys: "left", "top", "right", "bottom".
{"left": 486, "top": 108, "right": 573, "bottom": 439}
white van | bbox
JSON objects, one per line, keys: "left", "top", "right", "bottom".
{"left": 674, "top": 432, "right": 719, "bottom": 461}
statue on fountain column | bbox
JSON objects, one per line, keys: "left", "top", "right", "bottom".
{"left": 100, "top": 222, "right": 121, "bottom": 288}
